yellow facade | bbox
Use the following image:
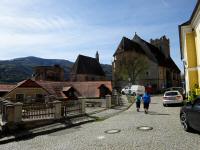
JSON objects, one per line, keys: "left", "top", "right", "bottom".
{"left": 179, "top": 1, "right": 200, "bottom": 93}
{"left": 186, "top": 32, "right": 197, "bottom": 68}
{"left": 188, "top": 70, "right": 198, "bottom": 89}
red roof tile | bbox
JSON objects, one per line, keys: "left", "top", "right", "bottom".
{"left": 37, "top": 81, "right": 112, "bottom": 98}
{"left": 0, "top": 84, "right": 16, "bottom": 92}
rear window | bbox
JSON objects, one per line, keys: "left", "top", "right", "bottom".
{"left": 165, "top": 92, "right": 179, "bottom": 96}
{"left": 172, "top": 88, "right": 183, "bottom": 93}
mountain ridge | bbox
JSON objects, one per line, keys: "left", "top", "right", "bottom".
{"left": 0, "top": 56, "right": 112, "bottom": 83}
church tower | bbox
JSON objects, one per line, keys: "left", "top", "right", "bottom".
{"left": 150, "top": 35, "right": 170, "bottom": 58}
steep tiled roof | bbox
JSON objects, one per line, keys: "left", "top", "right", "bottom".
{"left": 142, "top": 39, "right": 166, "bottom": 66}
{"left": 17, "top": 79, "right": 44, "bottom": 88}
{"left": 166, "top": 57, "right": 181, "bottom": 73}
{"left": 132, "top": 34, "right": 158, "bottom": 63}
{"left": 0, "top": 84, "right": 16, "bottom": 92}
{"left": 133, "top": 34, "right": 181, "bottom": 72}
{"left": 113, "top": 37, "right": 145, "bottom": 56}
{"left": 71, "top": 55, "right": 105, "bottom": 76}
{"left": 3, "top": 79, "right": 50, "bottom": 98}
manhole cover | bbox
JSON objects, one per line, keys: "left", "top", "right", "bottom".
{"left": 104, "top": 129, "right": 121, "bottom": 134}
{"left": 137, "top": 126, "right": 153, "bottom": 131}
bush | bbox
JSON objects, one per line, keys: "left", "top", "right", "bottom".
{"left": 188, "top": 84, "right": 200, "bottom": 102}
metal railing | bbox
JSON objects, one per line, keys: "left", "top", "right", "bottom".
{"left": 61, "top": 100, "right": 82, "bottom": 117}
{"left": 22, "top": 103, "right": 55, "bottom": 120}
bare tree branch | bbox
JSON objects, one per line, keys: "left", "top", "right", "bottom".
{"left": 115, "top": 56, "right": 149, "bottom": 84}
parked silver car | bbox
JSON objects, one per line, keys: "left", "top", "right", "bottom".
{"left": 163, "top": 87, "right": 186, "bottom": 99}
{"left": 163, "top": 91, "right": 183, "bottom": 106}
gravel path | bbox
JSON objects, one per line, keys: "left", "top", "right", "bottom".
{"left": 1, "top": 96, "right": 200, "bottom": 150}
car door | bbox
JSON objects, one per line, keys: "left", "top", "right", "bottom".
{"left": 189, "top": 98, "right": 200, "bottom": 130}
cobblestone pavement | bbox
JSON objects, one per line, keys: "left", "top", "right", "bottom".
{"left": 2, "top": 96, "right": 200, "bottom": 150}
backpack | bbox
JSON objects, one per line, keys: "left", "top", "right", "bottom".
{"left": 136, "top": 95, "right": 141, "bottom": 102}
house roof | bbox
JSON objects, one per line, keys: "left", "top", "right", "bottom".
{"left": 3, "top": 79, "right": 50, "bottom": 98}
{"left": 132, "top": 34, "right": 159, "bottom": 63}
{"left": 135, "top": 34, "right": 181, "bottom": 72}
{"left": 136, "top": 34, "right": 181, "bottom": 72}
{"left": 189, "top": 0, "right": 200, "bottom": 24}
{"left": 179, "top": 1, "right": 199, "bottom": 27}
{"left": 34, "top": 65, "right": 64, "bottom": 70}
{"left": 62, "top": 86, "right": 72, "bottom": 91}
{"left": 2, "top": 79, "right": 112, "bottom": 99}
{"left": 113, "top": 37, "right": 145, "bottom": 56}
{"left": 37, "top": 81, "right": 112, "bottom": 98}
{"left": 71, "top": 55, "right": 105, "bottom": 76}
{"left": 17, "top": 79, "right": 44, "bottom": 88}
{"left": 0, "top": 84, "right": 16, "bottom": 92}
{"left": 166, "top": 57, "right": 181, "bottom": 73}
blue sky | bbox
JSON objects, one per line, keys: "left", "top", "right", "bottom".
{"left": 0, "top": 0, "right": 197, "bottom": 72}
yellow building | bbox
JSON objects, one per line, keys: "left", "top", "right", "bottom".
{"left": 179, "top": 1, "right": 200, "bottom": 93}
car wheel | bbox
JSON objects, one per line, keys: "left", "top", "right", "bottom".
{"left": 180, "top": 112, "right": 191, "bottom": 132}
{"left": 122, "top": 91, "right": 125, "bottom": 95}
{"left": 163, "top": 104, "right": 166, "bottom": 107}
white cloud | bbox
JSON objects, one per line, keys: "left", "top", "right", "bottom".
{"left": 0, "top": 15, "right": 75, "bottom": 33}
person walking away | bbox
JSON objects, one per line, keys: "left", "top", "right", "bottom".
{"left": 142, "top": 92, "right": 151, "bottom": 114}
{"left": 135, "top": 94, "right": 142, "bottom": 112}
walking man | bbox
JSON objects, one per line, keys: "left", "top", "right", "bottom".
{"left": 142, "top": 92, "right": 151, "bottom": 114}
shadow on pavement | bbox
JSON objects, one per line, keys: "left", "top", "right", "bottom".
{"left": 0, "top": 119, "right": 84, "bottom": 145}
{"left": 164, "top": 103, "right": 183, "bottom": 107}
{"left": 148, "top": 111, "right": 170, "bottom": 116}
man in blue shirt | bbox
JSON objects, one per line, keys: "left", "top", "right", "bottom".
{"left": 142, "top": 92, "right": 151, "bottom": 114}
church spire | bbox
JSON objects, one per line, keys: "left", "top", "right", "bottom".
{"left": 96, "top": 51, "right": 99, "bottom": 62}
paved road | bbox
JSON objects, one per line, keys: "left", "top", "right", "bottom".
{"left": 2, "top": 96, "right": 200, "bottom": 150}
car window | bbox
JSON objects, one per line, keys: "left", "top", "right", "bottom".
{"left": 165, "top": 92, "right": 178, "bottom": 96}
{"left": 194, "top": 98, "right": 200, "bottom": 106}
{"left": 172, "top": 88, "right": 183, "bottom": 93}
